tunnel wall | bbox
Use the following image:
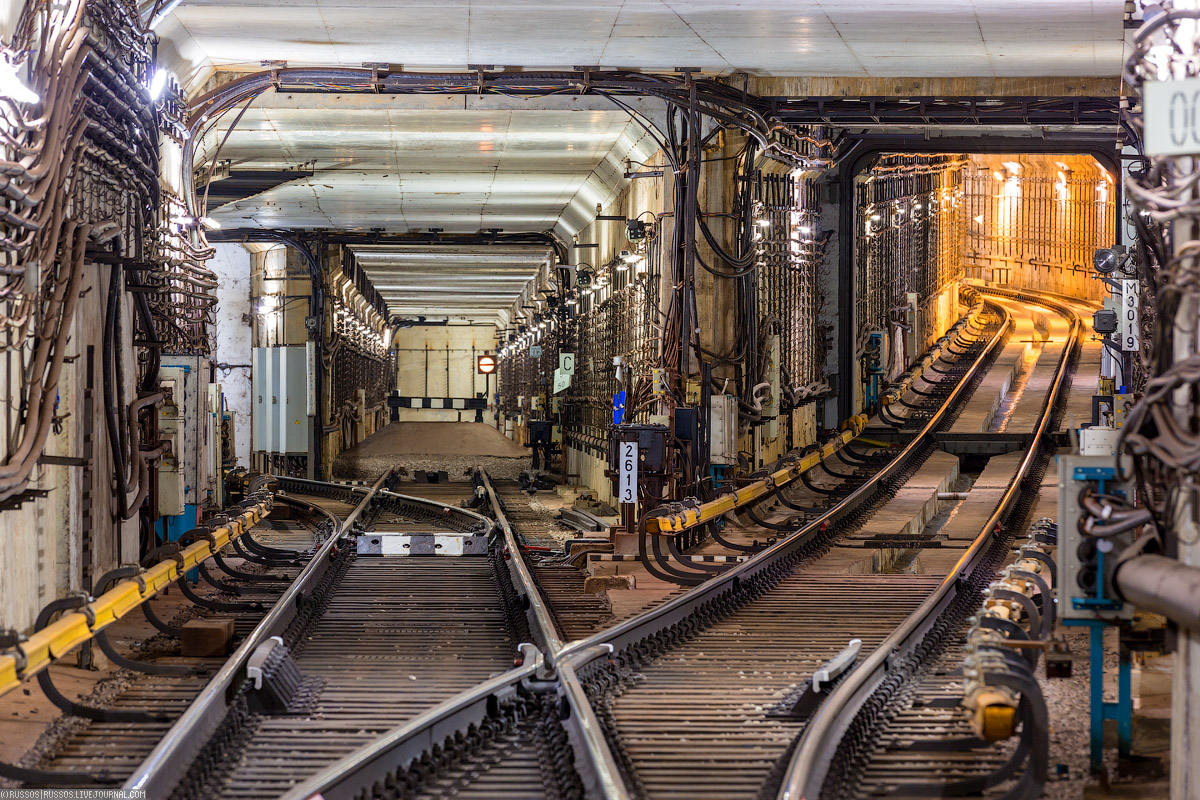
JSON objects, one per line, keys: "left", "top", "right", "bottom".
{"left": 496, "top": 132, "right": 831, "bottom": 501}
{"left": 393, "top": 324, "right": 498, "bottom": 421}
{"left": 854, "top": 154, "right": 966, "bottom": 387}
{"left": 962, "top": 153, "right": 1112, "bottom": 301}
{"left": 0, "top": 0, "right": 186, "bottom": 634}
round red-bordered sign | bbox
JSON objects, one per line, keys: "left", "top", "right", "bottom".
{"left": 477, "top": 354, "right": 497, "bottom": 374}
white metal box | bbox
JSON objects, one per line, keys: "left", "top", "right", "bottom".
{"left": 709, "top": 394, "right": 738, "bottom": 466}
{"left": 252, "top": 346, "right": 312, "bottom": 456}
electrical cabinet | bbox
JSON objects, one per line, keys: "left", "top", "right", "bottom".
{"left": 709, "top": 394, "right": 737, "bottom": 466}
{"left": 157, "top": 355, "right": 210, "bottom": 536}
{"left": 1057, "top": 453, "right": 1136, "bottom": 621}
{"left": 252, "top": 346, "right": 312, "bottom": 457}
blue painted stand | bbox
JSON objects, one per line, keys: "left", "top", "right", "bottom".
{"left": 156, "top": 503, "right": 201, "bottom": 581}
{"left": 1063, "top": 618, "right": 1132, "bottom": 772}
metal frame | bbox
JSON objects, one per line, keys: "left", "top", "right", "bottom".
{"left": 769, "top": 96, "right": 1119, "bottom": 128}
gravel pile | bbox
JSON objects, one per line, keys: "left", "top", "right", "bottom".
{"left": 333, "top": 422, "right": 529, "bottom": 481}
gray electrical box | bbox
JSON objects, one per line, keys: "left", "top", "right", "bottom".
{"left": 1092, "top": 309, "right": 1118, "bottom": 335}
{"left": 1057, "top": 453, "right": 1136, "bottom": 621}
{"left": 709, "top": 394, "right": 738, "bottom": 466}
{"left": 158, "top": 355, "right": 211, "bottom": 517}
{"left": 252, "top": 346, "right": 312, "bottom": 457}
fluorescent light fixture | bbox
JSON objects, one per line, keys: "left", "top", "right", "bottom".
{"left": 0, "top": 56, "right": 38, "bottom": 104}
{"left": 199, "top": 216, "right": 220, "bottom": 229}
{"left": 148, "top": 68, "right": 170, "bottom": 101}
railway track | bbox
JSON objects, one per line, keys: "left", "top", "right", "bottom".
{"left": 267, "top": 286, "right": 1079, "bottom": 800}
{"left": 3, "top": 476, "right": 358, "bottom": 788}
{"left": 114, "top": 470, "right": 580, "bottom": 799}
{"left": 780, "top": 287, "right": 1082, "bottom": 800}
{"left": 8, "top": 287, "right": 1081, "bottom": 800}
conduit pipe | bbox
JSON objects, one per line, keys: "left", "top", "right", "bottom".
{"left": 1114, "top": 554, "right": 1200, "bottom": 633}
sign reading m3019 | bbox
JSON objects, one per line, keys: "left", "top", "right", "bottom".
{"left": 1143, "top": 77, "right": 1200, "bottom": 156}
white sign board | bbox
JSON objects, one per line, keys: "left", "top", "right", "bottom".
{"left": 1122, "top": 279, "right": 1140, "bottom": 352}
{"left": 552, "top": 367, "right": 571, "bottom": 394}
{"left": 1144, "top": 77, "right": 1200, "bottom": 156}
{"left": 618, "top": 441, "right": 638, "bottom": 504}
{"left": 559, "top": 352, "right": 576, "bottom": 375}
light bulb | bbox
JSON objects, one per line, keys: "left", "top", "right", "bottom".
{"left": 148, "top": 68, "right": 171, "bottom": 101}
{"left": 0, "top": 56, "right": 38, "bottom": 104}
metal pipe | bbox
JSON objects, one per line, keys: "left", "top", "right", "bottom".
{"left": 1114, "top": 554, "right": 1200, "bottom": 633}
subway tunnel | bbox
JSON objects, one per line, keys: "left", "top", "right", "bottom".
{"left": 0, "top": 2, "right": 1197, "bottom": 799}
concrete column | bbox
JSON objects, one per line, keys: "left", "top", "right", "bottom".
{"left": 209, "top": 243, "right": 253, "bottom": 468}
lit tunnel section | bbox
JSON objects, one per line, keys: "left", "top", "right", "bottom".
{"left": 852, "top": 152, "right": 1117, "bottom": 413}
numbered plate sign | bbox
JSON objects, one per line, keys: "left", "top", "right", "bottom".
{"left": 618, "top": 441, "right": 638, "bottom": 504}
{"left": 1144, "top": 77, "right": 1200, "bottom": 156}
{"left": 1122, "top": 279, "right": 1140, "bottom": 352}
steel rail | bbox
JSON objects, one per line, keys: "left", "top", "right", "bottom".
{"left": 376, "top": 485, "right": 493, "bottom": 533}
{"left": 777, "top": 286, "right": 1082, "bottom": 800}
{"left": 557, "top": 297, "right": 1013, "bottom": 669}
{"left": 481, "top": 470, "right": 631, "bottom": 799}
{"left": 123, "top": 470, "right": 396, "bottom": 799}
{"left": 645, "top": 294, "right": 984, "bottom": 536}
{"left": 480, "top": 470, "right": 565, "bottom": 657}
{"left": 280, "top": 657, "right": 543, "bottom": 800}
{"left": 282, "top": 470, "right": 631, "bottom": 800}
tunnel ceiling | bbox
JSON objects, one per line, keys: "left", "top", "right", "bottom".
{"left": 200, "top": 104, "right": 655, "bottom": 237}
{"left": 166, "top": 0, "right": 1124, "bottom": 324}
{"left": 349, "top": 245, "right": 551, "bottom": 324}
{"left": 158, "top": 1, "right": 1124, "bottom": 82}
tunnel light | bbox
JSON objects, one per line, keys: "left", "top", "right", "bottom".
{"left": 199, "top": 216, "right": 220, "bottom": 229}
{"left": 755, "top": 219, "right": 770, "bottom": 228}
{"left": 870, "top": 214, "right": 881, "bottom": 221}
{"left": 798, "top": 226, "right": 812, "bottom": 235}
{"left": 148, "top": 68, "right": 172, "bottom": 101}
{"left": 992, "top": 171, "right": 1004, "bottom": 182}
{"left": 0, "top": 55, "right": 38, "bottom": 104}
